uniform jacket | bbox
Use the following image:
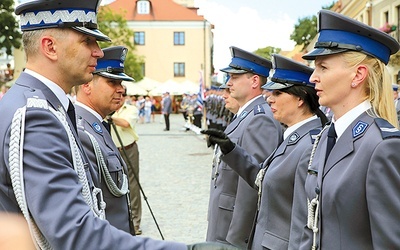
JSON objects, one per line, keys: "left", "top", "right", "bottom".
{"left": 223, "top": 118, "right": 322, "bottom": 250}
{"left": 162, "top": 96, "right": 172, "bottom": 114}
{"left": 206, "top": 96, "right": 283, "bottom": 248}
{"left": 76, "top": 105, "right": 131, "bottom": 233}
{"left": 300, "top": 111, "right": 400, "bottom": 250}
{"left": 0, "top": 72, "right": 186, "bottom": 250}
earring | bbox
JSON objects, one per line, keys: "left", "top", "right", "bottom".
{"left": 351, "top": 83, "right": 356, "bottom": 87}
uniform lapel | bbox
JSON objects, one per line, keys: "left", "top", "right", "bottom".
{"left": 322, "top": 112, "right": 373, "bottom": 177}
{"left": 76, "top": 106, "right": 116, "bottom": 151}
{"left": 224, "top": 96, "right": 266, "bottom": 135}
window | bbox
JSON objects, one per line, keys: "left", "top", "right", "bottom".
{"left": 174, "top": 32, "right": 185, "bottom": 45}
{"left": 134, "top": 32, "right": 145, "bottom": 45}
{"left": 137, "top": 0, "right": 150, "bottom": 14}
{"left": 174, "top": 63, "right": 185, "bottom": 77}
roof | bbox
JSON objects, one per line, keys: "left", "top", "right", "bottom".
{"left": 103, "top": 0, "right": 205, "bottom": 21}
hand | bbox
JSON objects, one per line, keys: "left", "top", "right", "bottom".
{"left": 201, "top": 129, "right": 235, "bottom": 154}
{"left": 187, "top": 242, "right": 241, "bottom": 250}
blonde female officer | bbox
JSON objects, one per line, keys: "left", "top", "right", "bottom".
{"left": 300, "top": 10, "right": 400, "bottom": 249}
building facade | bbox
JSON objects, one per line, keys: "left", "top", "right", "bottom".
{"left": 104, "top": 0, "right": 214, "bottom": 88}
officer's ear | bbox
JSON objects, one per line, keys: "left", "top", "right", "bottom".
{"left": 41, "top": 36, "right": 57, "bottom": 61}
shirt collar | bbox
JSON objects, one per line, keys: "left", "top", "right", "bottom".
{"left": 237, "top": 95, "right": 262, "bottom": 117}
{"left": 75, "top": 101, "right": 103, "bottom": 121}
{"left": 24, "top": 69, "right": 70, "bottom": 110}
{"left": 332, "top": 100, "right": 371, "bottom": 140}
{"left": 284, "top": 115, "right": 318, "bottom": 140}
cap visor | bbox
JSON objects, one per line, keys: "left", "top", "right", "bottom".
{"left": 72, "top": 27, "right": 111, "bottom": 42}
{"left": 262, "top": 81, "right": 293, "bottom": 90}
{"left": 219, "top": 66, "right": 248, "bottom": 74}
{"left": 96, "top": 72, "right": 135, "bottom": 82}
{"left": 302, "top": 48, "right": 348, "bottom": 60}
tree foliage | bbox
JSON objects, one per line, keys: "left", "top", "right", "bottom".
{"left": 290, "top": 15, "right": 318, "bottom": 47}
{"left": 290, "top": 2, "right": 335, "bottom": 48}
{"left": 97, "top": 6, "right": 144, "bottom": 81}
{"left": 0, "top": 0, "right": 22, "bottom": 56}
{"left": 253, "top": 46, "right": 281, "bottom": 60}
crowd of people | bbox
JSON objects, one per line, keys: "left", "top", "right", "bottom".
{"left": 1, "top": 0, "right": 400, "bottom": 249}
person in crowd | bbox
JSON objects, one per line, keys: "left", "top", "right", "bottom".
{"left": 75, "top": 46, "right": 135, "bottom": 234}
{"left": 202, "top": 46, "right": 283, "bottom": 249}
{"left": 189, "top": 93, "right": 203, "bottom": 128}
{"left": 299, "top": 10, "right": 400, "bottom": 249}
{"left": 219, "top": 76, "right": 240, "bottom": 118}
{"left": 111, "top": 88, "right": 143, "bottom": 236}
{"left": 180, "top": 92, "right": 190, "bottom": 122}
{"left": 162, "top": 91, "right": 172, "bottom": 131}
{"left": 144, "top": 96, "right": 153, "bottom": 123}
{"left": 0, "top": 84, "right": 8, "bottom": 100}
{"left": 136, "top": 95, "right": 145, "bottom": 124}
{"left": 0, "top": 0, "right": 238, "bottom": 249}
{"left": 203, "top": 54, "right": 327, "bottom": 249}
{"left": 150, "top": 95, "right": 157, "bottom": 122}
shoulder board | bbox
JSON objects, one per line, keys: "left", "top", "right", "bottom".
{"left": 309, "top": 128, "right": 322, "bottom": 144}
{"left": 253, "top": 104, "right": 265, "bottom": 115}
{"left": 374, "top": 118, "right": 400, "bottom": 139}
{"left": 24, "top": 89, "right": 48, "bottom": 109}
{"left": 77, "top": 115, "right": 85, "bottom": 130}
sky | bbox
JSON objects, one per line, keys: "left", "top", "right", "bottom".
{"left": 192, "top": 0, "right": 335, "bottom": 71}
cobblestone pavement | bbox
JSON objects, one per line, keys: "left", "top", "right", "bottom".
{"left": 133, "top": 114, "right": 213, "bottom": 245}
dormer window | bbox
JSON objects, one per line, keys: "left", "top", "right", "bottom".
{"left": 137, "top": 0, "right": 150, "bottom": 14}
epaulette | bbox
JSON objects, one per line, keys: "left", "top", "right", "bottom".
{"left": 374, "top": 118, "right": 400, "bottom": 139}
{"left": 253, "top": 104, "right": 265, "bottom": 115}
{"left": 77, "top": 115, "right": 85, "bottom": 130}
{"left": 24, "top": 89, "right": 48, "bottom": 109}
{"left": 309, "top": 128, "right": 322, "bottom": 144}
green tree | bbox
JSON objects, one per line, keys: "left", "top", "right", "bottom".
{"left": 97, "top": 7, "right": 144, "bottom": 81}
{"left": 290, "top": 2, "right": 335, "bottom": 48}
{"left": 253, "top": 46, "right": 281, "bottom": 60}
{"left": 0, "top": 0, "right": 22, "bottom": 56}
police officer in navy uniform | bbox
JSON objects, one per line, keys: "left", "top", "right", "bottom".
{"left": 202, "top": 47, "right": 283, "bottom": 248}
{"left": 300, "top": 10, "right": 400, "bottom": 249}
{"left": 75, "top": 46, "right": 134, "bottom": 234}
{"left": 203, "top": 54, "right": 327, "bottom": 249}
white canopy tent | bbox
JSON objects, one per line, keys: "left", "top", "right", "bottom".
{"left": 122, "top": 81, "right": 148, "bottom": 96}
{"left": 135, "top": 77, "right": 161, "bottom": 92}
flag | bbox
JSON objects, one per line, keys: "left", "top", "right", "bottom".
{"left": 197, "top": 70, "right": 205, "bottom": 110}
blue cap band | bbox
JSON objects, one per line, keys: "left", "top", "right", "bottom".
{"left": 230, "top": 57, "right": 270, "bottom": 77}
{"left": 96, "top": 59, "right": 124, "bottom": 73}
{"left": 272, "top": 68, "right": 313, "bottom": 86}
{"left": 318, "top": 29, "right": 391, "bottom": 64}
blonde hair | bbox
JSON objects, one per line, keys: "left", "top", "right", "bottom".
{"left": 342, "top": 51, "right": 398, "bottom": 127}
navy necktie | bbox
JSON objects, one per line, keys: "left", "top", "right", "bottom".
{"left": 67, "top": 101, "right": 77, "bottom": 132}
{"left": 102, "top": 121, "right": 111, "bottom": 133}
{"left": 325, "top": 123, "right": 336, "bottom": 164}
